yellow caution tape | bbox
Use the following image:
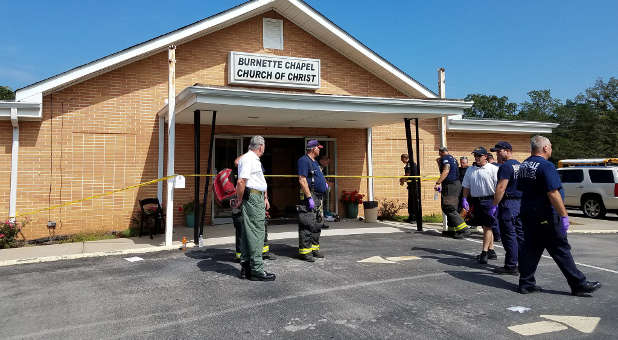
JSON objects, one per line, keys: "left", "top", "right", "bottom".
{"left": 14, "top": 173, "right": 438, "bottom": 218}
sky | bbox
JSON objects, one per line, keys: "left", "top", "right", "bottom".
{"left": 2, "top": 0, "right": 617, "bottom": 103}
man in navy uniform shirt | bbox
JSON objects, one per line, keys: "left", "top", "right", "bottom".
{"left": 490, "top": 141, "right": 523, "bottom": 275}
{"left": 516, "top": 135, "right": 601, "bottom": 296}
{"left": 297, "top": 139, "right": 328, "bottom": 262}
{"left": 434, "top": 146, "right": 469, "bottom": 238}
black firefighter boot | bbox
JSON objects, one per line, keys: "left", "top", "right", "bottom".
{"left": 239, "top": 261, "right": 252, "bottom": 280}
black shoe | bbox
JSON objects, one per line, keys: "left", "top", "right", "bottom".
{"left": 571, "top": 281, "right": 601, "bottom": 296}
{"left": 263, "top": 253, "right": 277, "bottom": 260}
{"left": 249, "top": 271, "right": 276, "bottom": 281}
{"left": 494, "top": 266, "right": 519, "bottom": 275}
{"left": 518, "top": 285, "right": 542, "bottom": 294}
{"left": 239, "top": 261, "right": 251, "bottom": 280}
{"left": 299, "top": 254, "right": 315, "bottom": 262}
{"left": 487, "top": 249, "right": 498, "bottom": 260}
{"left": 477, "top": 251, "right": 488, "bottom": 264}
{"left": 312, "top": 251, "right": 324, "bottom": 258}
{"left": 322, "top": 224, "right": 330, "bottom": 229}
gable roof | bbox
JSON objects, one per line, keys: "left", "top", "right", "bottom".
{"left": 16, "top": 0, "right": 437, "bottom": 103}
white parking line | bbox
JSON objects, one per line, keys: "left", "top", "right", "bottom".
{"left": 462, "top": 237, "right": 618, "bottom": 274}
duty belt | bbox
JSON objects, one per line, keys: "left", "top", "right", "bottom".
{"left": 248, "top": 188, "right": 264, "bottom": 196}
{"left": 475, "top": 195, "right": 494, "bottom": 200}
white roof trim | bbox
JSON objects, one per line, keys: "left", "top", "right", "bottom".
{"left": 0, "top": 101, "right": 42, "bottom": 120}
{"left": 16, "top": 0, "right": 436, "bottom": 103}
{"left": 447, "top": 118, "right": 559, "bottom": 134}
{"left": 158, "top": 86, "right": 470, "bottom": 119}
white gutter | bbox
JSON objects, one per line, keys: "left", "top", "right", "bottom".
{"left": 158, "top": 115, "right": 164, "bottom": 204}
{"left": 437, "top": 69, "right": 448, "bottom": 231}
{"left": 165, "top": 46, "right": 176, "bottom": 247}
{"left": 447, "top": 118, "right": 559, "bottom": 134}
{"left": 367, "top": 127, "right": 374, "bottom": 201}
{"left": 9, "top": 108, "right": 19, "bottom": 221}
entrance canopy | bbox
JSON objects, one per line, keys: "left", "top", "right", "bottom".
{"left": 158, "top": 85, "right": 472, "bottom": 128}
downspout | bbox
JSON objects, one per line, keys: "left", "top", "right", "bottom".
{"left": 165, "top": 45, "right": 176, "bottom": 247}
{"left": 367, "top": 128, "right": 374, "bottom": 201}
{"left": 438, "top": 68, "right": 448, "bottom": 231}
{"left": 157, "top": 114, "right": 164, "bottom": 204}
{"left": 9, "top": 108, "right": 19, "bottom": 221}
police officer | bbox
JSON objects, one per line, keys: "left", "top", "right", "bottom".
{"left": 490, "top": 141, "right": 523, "bottom": 275}
{"left": 516, "top": 135, "right": 600, "bottom": 295}
{"left": 400, "top": 154, "right": 417, "bottom": 222}
{"left": 434, "top": 146, "right": 469, "bottom": 238}
{"left": 297, "top": 139, "right": 328, "bottom": 262}
{"left": 462, "top": 146, "right": 499, "bottom": 264}
{"left": 233, "top": 136, "right": 275, "bottom": 281}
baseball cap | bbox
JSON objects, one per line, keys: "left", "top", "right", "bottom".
{"left": 490, "top": 141, "right": 512, "bottom": 152}
{"left": 438, "top": 146, "right": 448, "bottom": 152}
{"left": 472, "top": 146, "right": 488, "bottom": 156}
{"left": 306, "top": 139, "right": 323, "bottom": 149}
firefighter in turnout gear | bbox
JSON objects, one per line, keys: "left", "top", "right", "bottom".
{"left": 297, "top": 139, "right": 328, "bottom": 262}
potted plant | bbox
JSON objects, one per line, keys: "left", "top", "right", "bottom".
{"left": 341, "top": 190, "right": 364, "bottom": 219}
{"left": 0, "top": 218, "right": 28, "bottom": 249}
{"left": 179, "top": 201, "right": 196, "bottom": 228}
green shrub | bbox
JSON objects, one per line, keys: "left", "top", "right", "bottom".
{"left": 0, "top": 218, "right": 28, "bottom": 249}
{"left": 378, "top": 198, "right": 407, "bottom": 221}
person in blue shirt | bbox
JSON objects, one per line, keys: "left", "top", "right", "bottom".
{"left": 434, "top": 146, "right": 469, "bottom": 238}
{"left": 297, "top": 139, "right": 328, "bottom": 262}
{"left": 516, "top": 135, "right": 600, "bottom": 296}
{"left": 490, "top": 141, "right": 523, "bottom": 275}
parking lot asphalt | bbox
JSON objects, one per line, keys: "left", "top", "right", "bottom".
{"left": 1, "top": 224, "right": 616, "bottom": 339}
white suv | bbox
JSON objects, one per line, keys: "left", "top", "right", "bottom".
{"left": 558, "top": 166, "right": 618, "bottom": 218}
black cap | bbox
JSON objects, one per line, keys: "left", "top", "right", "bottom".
{"left": 438, "top": 146, "right": 448, "bottom": 152}
{"left": 490, "top": 141, "right": 512, "bottom": 152}
{"left": 472, "top": 146, "right": 488, "bottom": 156}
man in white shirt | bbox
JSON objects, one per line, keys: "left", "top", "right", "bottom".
{"left": 462, "top": 146, "right": 499, "bottom": 264}
{"left": 234, "top": 136, "right": 275, "bottom": 281}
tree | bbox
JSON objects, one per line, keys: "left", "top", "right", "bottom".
{"left": 0, "top": 86, "right": 15, "bottom": 101}
{"left": 463, "top": 94, "right": 518, "bottom": 120}
{"left": 518, "top": 89, "right": 561, "bottom": 121}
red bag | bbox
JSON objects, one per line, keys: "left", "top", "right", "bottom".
{"left": 213, "top": 168, "right": 236, "bottom": 206}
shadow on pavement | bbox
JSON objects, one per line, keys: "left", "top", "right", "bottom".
{"left": 412, "top": 246, "right": 501, "bottom": 270}
{"left": 269, "top": 243, "right": 299, "bottom": 260}
{"left": 184, "top": 248, "right": 239, "bottom": 278}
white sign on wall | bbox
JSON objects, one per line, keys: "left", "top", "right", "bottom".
{"left": 228, "top": 51, "right": 320, "bottom": 90}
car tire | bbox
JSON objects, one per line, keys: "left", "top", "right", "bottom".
{"left": 582, "top": 196, "right": 607, "bottom": 218}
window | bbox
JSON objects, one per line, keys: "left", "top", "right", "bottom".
{"left": 263, "top": 18, "right": 283, "bottom": 50}
{"left": 589, "top": 170, "right": 615, "bottom": 183}
{"left": 559, "top": 169, "right": 583, "bottom": 183}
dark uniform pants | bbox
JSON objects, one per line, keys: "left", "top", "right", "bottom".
{"left": 298, "top": 195, "right": 322, "bottom": 255}
{"left": 240, "top": 190, "right": 266, "bottom": 276}
{"left": 234, "top": 211, "right": 270, "bottom": 260}
{"left": 498, "top": 199, "right": 523, "bottom": 269}
{"left": 442, "top": 181, "right": 468, "bottom": 231}
{"left": 519, "top": 213, "right": 586, "bottom": 290}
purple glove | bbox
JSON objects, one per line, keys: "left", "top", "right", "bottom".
{"left": 325, "top": 182, "right": 329, "bottom": 191}
{"left": 462, "top": 197, "right": 470, "bottom": 211}
{"left": 489, "top": 205, "right": 497, "bottom": 217}
{"left": 308, "top": 197, "right": 315, "bottom": 210}
{"left": 560, "top": 216, "right": 569, "bottom": 235}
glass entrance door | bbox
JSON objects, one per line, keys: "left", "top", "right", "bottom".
{"left": 212, "top": 137, "right": 242, "bottom": 224}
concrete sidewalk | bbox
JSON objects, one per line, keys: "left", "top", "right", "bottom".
{"left": 1, "top": 215, "right": 616, "bottom": 267}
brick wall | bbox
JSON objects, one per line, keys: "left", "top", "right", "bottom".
{"left": 4, "top": 11, "right": 398, "bottom": 239}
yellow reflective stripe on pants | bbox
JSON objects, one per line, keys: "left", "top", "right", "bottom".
{"left": 262, "top": 245, "right": 269, "bottom": 253}
{"left": 299, "top": 248, "right": 312, "bottom": 255}
{"left": 235, "top": 252, "right": 241, "bottom": 259}
{"left": 311, "top": 244, "right": 320, "bottom": 250}
{"left": 454, "top": 222, "right": 468, "bottom": 231}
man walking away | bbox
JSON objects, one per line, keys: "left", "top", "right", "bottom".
{"left": 434, "top": 147, "right": 469, "bottom": 239}
{"left": 462, "top": 147, "right": 499, "bottom": 264}
{"left": 297, "top": 139, "right": 329, "bottom": 262}
{"left": 234, "top": 136, "right": 275, "bottom": 281}
{"left": 516, "top": 135, "right": 600, "bottom": 296}
{"left": 490, "top": 142, "right": 523, "bottom": 275}
{"left": 400, "top": 154, "right": 417, "bottom": 222}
